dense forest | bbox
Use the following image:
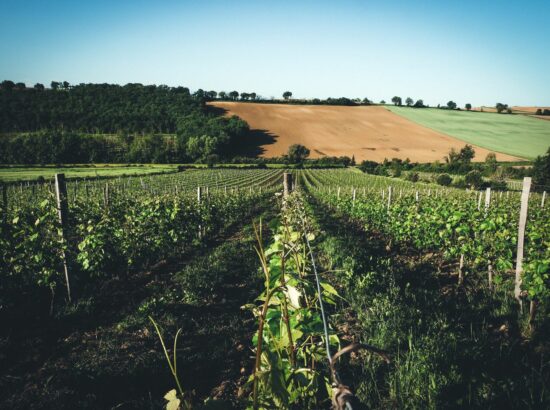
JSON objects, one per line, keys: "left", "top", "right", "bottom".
{"left": 0, "top": 82, "right": 249, "bottom": 163}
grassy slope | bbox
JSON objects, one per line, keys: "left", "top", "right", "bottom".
{"left": 387, "top": 106, "right": 550, "bottom": 160}
{"left": 0, "top": 164, "right": 178, "bottom": 182}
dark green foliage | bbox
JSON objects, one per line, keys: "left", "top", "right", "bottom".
{"left": 447, "top": 100, "right": 457, "bottom": 110}
{"left": 436, "top": 173, "right": 452, "bottom": 186}
{"left": 484, "top": 152, "right": 498, "bottom": 175}
{"left": 0, "top": 82, "right": 249, "bottom": 163}
{"left": 391, "top": 96, "right": 402, "bottom": 106}
{"left": 287, "top": 144, "right": 310, "bottom": 163}
{"left": 496, "top": 102, "right": 509, "bottom": 113}
{"left": 413, "top": 99, "right": 425, "bottom": 108}
{"left": 465, "top": 170, "right": 483, "bottom": 188}
{"left": 0, "top": 83, "right": 198, "bottom": 134}
{"left": 465, "top": 103, "right": 472, "bottom": 111}
{"left": 532, "top": 147, "right": 550, "bottom": 191}
{"left": 406, "top": 172, "right": 419, "bottom": 182}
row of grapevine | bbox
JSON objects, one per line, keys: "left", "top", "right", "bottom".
{"left": 0, "top": 169, "right": 283, "bottom": 312}
{"left": 1, "top": 168, "right": 284, "bottom": 208}
{"left": 301, "top": 169, "right": 550, "bottom": 322}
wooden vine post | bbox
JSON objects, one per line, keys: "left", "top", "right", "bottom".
{"left": 55, "top": 174, "right": 72, "bottom": 302}
{"left": 485, "top": 187, "right": 493, "bottom": 288}
{"left": 197, "top": 186, "right": 203, "bottom": 238}
{"left": 283, "top": 173, "right": 293, "bottom": 198}
{"left": 514, "top": 177, "right": 531, "bottom": 308}
{"left": 1, "top": 182, "right": 7, "bottom": 225}
{"left": 542, "top": 191, "right": 546, "bottom": 208}
{"left": 103, "top": 183, "right": 109, "bottom": 209}
{"left": 484, "top": 187, "right": 491, "bottom": 211}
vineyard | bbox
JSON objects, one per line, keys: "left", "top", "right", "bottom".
{"left": 1, "top": 168, "right": 549, "bottom": 409}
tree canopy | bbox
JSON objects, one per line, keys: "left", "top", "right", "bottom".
{"left": 0, "top": 82, "right": 249, "bottom": 163}
{"left": 287, "top": 144, "right": 310, "bottom": 163}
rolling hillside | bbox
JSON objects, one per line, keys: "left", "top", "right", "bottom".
{"left": 388, "top": 106, "right": 550, "bottom": 159}
{"left": 211, "top": 102, "right": 524, "bottom": 162}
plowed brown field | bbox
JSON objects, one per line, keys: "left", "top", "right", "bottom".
{"left": 211, "top": 102, "right": 521, "bottom": 162}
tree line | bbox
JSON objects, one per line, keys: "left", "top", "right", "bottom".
{"left": 0, "top": 82, "right": 249, "bottom": 163}
{"left": 358, "top": 144, "right": 550, "bottom": 191}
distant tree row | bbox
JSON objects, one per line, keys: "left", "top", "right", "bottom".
{"left": 0, "top": 81, "right": 249, "bottom": 162}
{"left": 359, "top": 144, "right": 538, "bottom": 189}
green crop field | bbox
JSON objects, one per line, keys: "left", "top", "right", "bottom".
{"left": 387, "top": 106, "right": 550, "bottom": 160}
{"left": 0, "top": 164, "right": 178, "bottom": 182}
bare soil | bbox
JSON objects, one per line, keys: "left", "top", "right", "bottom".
{"left": 211, "top": 102, "right": 520, "bottom": 162}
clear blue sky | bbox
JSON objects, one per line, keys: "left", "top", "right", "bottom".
{"left": 2, "top": 0, "right": 549, "bottom": 107}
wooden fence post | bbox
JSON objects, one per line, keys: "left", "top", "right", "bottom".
{"left": 484, "top": 187, "right": 491, "bottom": 211}
{"left": 283, "top": 173, "right": 293, "bottom": 198}
{"left": 542, "top": 191, "right": 546, "bottom": 208}
{"left": 1, "top": 183, "right": 8, "bottom": 225}
{"left": 197, "top": 186, "right": 203, "bottom": 238}
{"left": 55, "top": 174, "right": 72, "bottom": 303}
{"left": 477, "top": 191, "right": 483, "bottom": 210}
{"left": 103, "top": 183, "right": 109, "bottom": 209}
{"left": 387, "top": 186, "right": 392, "bottom": 212}
{"left": 458, "top": 254, "right": 464, "bottom": 285}
{"left": 514, "top": 177, "right": 531, "bottom": 306}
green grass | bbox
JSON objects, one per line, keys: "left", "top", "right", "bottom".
{"left": 387, "top": 106, "right": 550, "bottom": 160}
{"left": 0, "top": 164, "right": 178, "bottom": 182}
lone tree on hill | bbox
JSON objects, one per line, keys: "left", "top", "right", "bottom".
{"left": 391, "top": 96, "right": 402, "bottom": 106}
{"left": 283, "top": 91, "right": 292, "bottom": 100}
{"left": 496, "top": 102, "right": 509, "bottom": 113}
{"left": 447, "top": 100, "right": 457, "bottom": 110}
{"left": 465, "top": 103, "right": 472, "bottom": 110}
{"left": 405, "top": 97, "right": 414, "bottom": 106}
{"left": 287, "top": 144, "right": 310, "bottom": 163}
{"left": 414, "top": 99, "right": 424, "bottom": 108}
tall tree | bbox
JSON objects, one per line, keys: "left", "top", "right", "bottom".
{"left": 391, "top": 96, "right": 402, "bottom": 106}
{"left": 1, "top": 80, "right": 15, "bottom": 90}
{"left": 283, "top": 91, "right": 292, "bottom": 100}
{"left": 405, "top": 97, "right": 413, "bottom": 106}
{"left": 287, "top": 144, "right": 310, "bottom": 163}
{"left": 447, "top": 100, "right": 457, "bottom": 109}
{"left": 465, "top": 103, "right": 472, "bottom": 111}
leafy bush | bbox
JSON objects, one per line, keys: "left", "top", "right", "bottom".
{"left": 406, "top": 172, "right": 419, "bottom": 182}
{"left": 436, "top": 174, "right": 452, "bottom": 186}
{"left": 465, "top": 170, "right": 483, "bottom": 189}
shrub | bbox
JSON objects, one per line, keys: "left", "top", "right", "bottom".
{"left": 489, "top": 179, "right": 508, "bottom": 191}
{"left": 406, "top": 172, "right": 419, "bottom": 182}
{"left": 465, "top": 170, "right": 483, "bottom": 189}
{"left": 436, "top": 174, "right": 452, "bottom": 186}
